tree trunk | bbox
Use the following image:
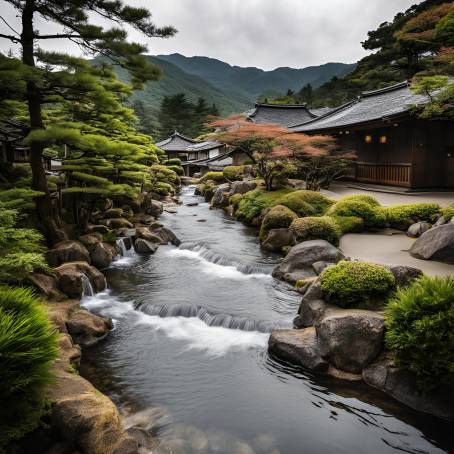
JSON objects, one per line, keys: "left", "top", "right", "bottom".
{"left": 21, "top": 0, "right": 67, "bottom": 245}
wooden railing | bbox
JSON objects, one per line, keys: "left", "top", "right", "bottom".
{"left": 356, "top": 162, "right": 412, "bottom": 187}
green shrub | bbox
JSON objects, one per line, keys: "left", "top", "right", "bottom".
{"left": 200, "top": 171, "right": 225, "bottom": 183}
{"left": 338, "top": 194, "right": 380, "bottom": 207}
{"left": 385, "top": 276, "right": 454, "bottom": 391}
{"left": 320, "top": 261, "right": 396, "bottom": 308}
{"left": 235, "top": 189, "right": 293, "bottom": 224}
{"left": 331, "top": 216, "right": 364, "bottom": 234}
{"left": 164, "top": 158, "right": 182, "bottom": 166}
{"left": 103, "top": 230, "right": 117, "bottom": 245}
{"left": 167, "top": 165, "right": 184, "bottom": 176}
{"left": 290, "top": 216, "right": 341, "bottom": 246}
{"left": 279, "top": 190, "right": 333, "bottom": 215}
{"left": 150, "top": 164, "right": 178, "bottom": 184}
{"left": 328, "top": 198, "right": 386, "bottom": 228}
{"left": 442, "top": 203, "right": 454, "bottom": 222}
{"left": 383, "top": 203, "right": 441, "bottom": 229}
{"left": 223, "top": 166, "right": 245, "bottom": 181}
{"left": 154, "top": 181, "right": 173, "bottom": 196}
{"left": 0, "top": 287, "right": 59, "bottom": 449}
{"left": 259, "top": 205, "right": 298, "bottom": 241}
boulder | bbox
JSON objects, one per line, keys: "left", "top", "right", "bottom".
{"left": 78, "top": 233, "right": 103, "bottom": 252}
{"left": 55, "top": 262, "right": 106, "bottom": 298}
{"left": 297, "top": 299, "right": 334, "bottom": 328}
{"left": 90, "top": 242, "right": 117, "bottom": 269}
{"left": 46, "top": 240, "right": 90, "bottom": 267}
{"left": 316, "top": 310, "right": 385, "bottom": 373}
{"left": 406, "top": 221, "right": 431, "bottom": 238}
{"left": 135, "top": 226, "right": 163, "bottom": 243}
{"left": 363, "top": 357, "right": 454, "bottom": 422}
{"left": 29, "top": 273, "right": 60, "bottom": 299}
{"left": 102, "top": 208, "right": 124, "bottom": 219}
{"left": 49, "top": 371, "right": 138, "bottom": 454}
{"left": 229, "top": 180, "right": 257, "bottom": 196}
{"left": 130, "top": 213, "right": 155, "bottom": 226}
{"left": 148, "top": 224, "right": 181, "bottom": 246}
{"left": 262, "top": 228, "right": 294, "bottom": 252}
{"left": 386, "top": 265, "right": 423, "bottom": 287}
{"left": 211, "top": 184, "right": 231, "bottom": 208}
{"left": 312, "top": 261, "right": 334, "bottom": 275}
{"left": 107, "top": 218, "right": 134, "bottom": 229}
{"left": 268, "top": 328, "right": 329, "bottom": 373}
{"left": 433, "top": 216, "right": 446, "bottom": 227}
{"left": 66, "top": 308, "right": 113, "bottom": 347}
{"left": 409, "top": 224, "right": 454, "bottom": 264}
{"left": 148, "top": 200, "right": 164, "bottom": 218}
{"left": 87, "top": 224, "right": 109, "bottom": 235}
{"left": 272, "top": 240, "right": 345, "bottom": 284}
{"left": 134, "top": 239, "right": 159, "bottom": 254}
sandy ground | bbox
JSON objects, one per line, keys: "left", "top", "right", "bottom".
{"left": 340, "top": 232, "right": 454, "bottom": 277}
{"left": 323, "top": 183, "right": 454, "bottom": 207}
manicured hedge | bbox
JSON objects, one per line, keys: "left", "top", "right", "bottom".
{"left": 0, "top": 287, "right": 59, "bottom": 449}
{"left": 327, "top": 198, "right": 387, "bottom": 228}
{"left": 167, "top": 165, "right": 184, "bottom": 176}
{"left": 320, "top": 261, "right": 396, "bottom": 308}
{"left": 383, "top": 203, "right": 440, "bottom": 229}
{"left": 385, "top": 276, "right": 454, "bottom": 391}
{"left": 290, "top": 216, "right": 341, "bottom": 246}
{"left": 259, "top": 205, "right": 298, "bottom": 241}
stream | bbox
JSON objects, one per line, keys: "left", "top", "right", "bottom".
{"left": 80, "top": 186, "right": 453, "bottom": 454}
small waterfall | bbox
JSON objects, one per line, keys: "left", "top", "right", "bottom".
{"left": 179, "top": 243, "right": 271, "bottom": 275}
{"left": 81, "top": 274, "right": 94, "bottom": 297}
{"left": 116, "top": 238, "right": 127, "bottom": 256}
{"left": 137, "top": 303, "right": 290, "bottom": 333}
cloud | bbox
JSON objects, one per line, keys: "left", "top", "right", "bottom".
{"left": 0, "top": 0, "right": 420, "bottom": 69}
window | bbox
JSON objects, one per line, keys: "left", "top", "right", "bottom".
{"left": 364, "top": 135, "right": 372, "bottom": 144}
{"left": 379, "top": 136, "right": 387, "bottom": 144}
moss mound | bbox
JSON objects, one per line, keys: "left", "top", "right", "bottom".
{"left": 223, "top": 166, "right": 245, "bottom": 181}
{"left": 328, "top": 198, "right": 386, "bottom": 228}
{"left": 279, "top": 190, "right": 333, "bottom": 216}
{"left": 320, "top": 261, "right": 396, "bottom": 308}
{"left": 338, "top": 194, "right": 380, "bottom": 207}
{"left": 385, "top": 276, "right": 454, "bottom": 391}
{"left": 200, "top": 171, "right": 225, "bottom": 183}
{"left": 290, "top": 216, "right": 341, "bottom": 245}
{"left": 442, "top": 203, "right": 454, "bottom": 222}
{"left": 383, "top": 203, "right": 441, "bottom": 229}
{"left": 331, "top": 216, "right": 364, "bottom": 234}
{"left": 259, "top": 205, "right": 298, "bottom": 241}
{"left": 0, "top": 287, "right": 59, "bottom": 449}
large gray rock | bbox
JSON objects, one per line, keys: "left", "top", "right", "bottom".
{"left": 149, "top": 225, "right": 181, "bottom": 246}
{"left": 66, "top": 308, "right": 113, "bottom": 347}
{"left": 316, "top": 310, "right": 385, "bottom": 373}
{"left": 406, "top": 221, "right": 431, "bottom": 238}
{"left": 134, "top": 239, "right": 159, "bottom": 254}
{"left": 272, "top": 240, "right": 345, "bottom": 284}
{"left": 135, "top": 226, "right": 164, "bottom": 243}
{"left": 262, "top": 228, "right": 294, "bottom": 252}
{"left": 363, "top": 357, "right": 454, "bottom": 422}
{"left": 386, "top": 265, "right": 423, "bottom": 287}
{"left": 211, "top": 183, "right": 231, "bottom": 208}
{"left": 409, "top": 224, "right": 454, "bottom": 264}
{"left": 46, "top": 240, "right": 90, "bottom": 267}
{"left": 229, "top": 180, "right": 257, "bottom": 196}
{"left": 296, "top": 299, "right": 333, "bottom": 329}
{"left": 269, "top": 328, "right": 329, "bottom": 373}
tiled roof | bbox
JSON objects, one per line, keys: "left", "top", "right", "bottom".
{"left": 186, "top": 140, "right": 225, "bottom": 152}
{"left": 309, "top": 107, "right": 334, "bottom": 117}
{"left": 184, "top": 149, "right": 234, "bottom": 166}
{"left": 248, "top": 103, "right": 316, "bottom": 128}
{"left": 291, "top": 82, "right": 429, "bottom": 133}
{"left": 156, "top": 132, "right": 197, "bottom": 151}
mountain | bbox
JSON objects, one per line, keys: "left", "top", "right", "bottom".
{"left": 156, "top": 53, "right": 356, "bottom": 101}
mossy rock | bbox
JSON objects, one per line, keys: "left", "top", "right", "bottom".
{"left": 320, "top": 260, "right": 396, "bottom": 308}
{"left": 327, "top": 198, "right": 386, "bottom": 228}
{"left": 200, "top": 172, "right": 225, "bottom": 183}
{"left": 383, "top": 203, "right": 441, "bottom": 230}
{"left": 279, "top": 190, "right": 334, "bottom": 215}
{"left": 223, "top": 166, "right": 245, "bottom": 181}
{"left": 259, "top": 205, "right": 298, "bottom": 241}
{"left": 290, "top": 216, "right": 341, "bottom": 246}
{"left": 229, "top": 193, "right": 243, "bottom": 208}
{"left": 442, "top": 203, "right": 454, "bottom": 222}
{"left": 331, "top": 216, "right": 364, "bottom": 234}
{"left": 337, "top": 194, "right": 380, "bottom": 207}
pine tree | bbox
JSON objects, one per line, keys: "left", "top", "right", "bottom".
{"left": 157, "top": 93, "right": 194, "bottom": 139}
{"left": 0, "top": 1, "right": 175, "bottom": 244}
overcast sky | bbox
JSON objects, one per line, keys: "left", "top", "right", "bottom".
{"left": 1, "top": 0, "right": 420, "bottom": 70}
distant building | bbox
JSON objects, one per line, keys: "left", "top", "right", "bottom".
{"left": 248, "top": 103, "right": 317, "bottom": 127}
{"left": 290, "top": 81, "right": 454, "bottom": 189}
{"left": 155, "top": 132, "right": 197, "bottom": 162}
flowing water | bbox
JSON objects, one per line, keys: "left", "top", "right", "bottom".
{"left": 80, "top": 186, "right": 453, "bottom": 454}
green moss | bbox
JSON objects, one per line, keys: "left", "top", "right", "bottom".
{"left": 290, "top": 216, "right": 341, "bottom": 246}
{"left": 0, "top": 287, "right": 59, "bottom": 449}
{"left": 331, "top": 216, "right": 365, "bottom": 234}
{"left": 279, "top": 190, "right": 334, "bottom": 215}
{"left": 229, "top": 193, "right": 243, "bottom": 208}
{"left": 383, "top": 203, "right": 441, "bottom": 229}
{"left": 442, "top": 203, "right": 454, "bottom": 221}
{"left": 328, "top": 198, "right": 387, "bottom": 228}
{"left": 337, "top": 194, "right": 380, "bottom": 207}
{"left": 163, "top": 158, "right": 182, "bottom": 166}
{"left": 200, "top": 171, "right": 225, "bottom": 183}
{"left": 167, "top": 165, "right": 184, "bottom": 176}
{"left": 385, "top": 276, "right": 454, "bottom": 391}
{"left": 235, "top": 189, "right": 294, "bottom": 224}
{"left": 103, "top": 230, "right": 117, "bottom": 245}
{"left": 223, "top": 166, "right": 245, "bottom": 181}
{"left": 320, "top": 261, "right": 396, "bottom": 308}
{"left": 259, "top": 205, "right": 298, "bottom": 241}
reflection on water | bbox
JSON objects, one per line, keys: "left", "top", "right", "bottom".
{"left": 80, "top": 186, "right": 454, "bottom": 454}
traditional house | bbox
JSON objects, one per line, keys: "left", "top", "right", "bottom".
{"left": 290, "top": 81, "right": 454, "bottom": 189}
{"left": 155, "top": 132, "right": 197, "bottom": 162}
{"left": 248, "top": 103, "right": 317, "bottom": 127}
{"left": 184, "top": 140, "right": 229, "bottom": 176}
